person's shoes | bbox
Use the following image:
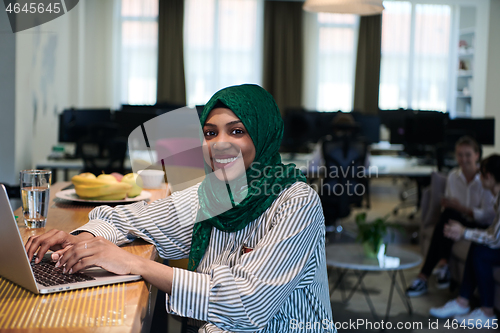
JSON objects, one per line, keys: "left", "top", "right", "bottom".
{"left": 406, "top": 278, "right": 428, "bottom": 297}
{"left": 429, "top": 299, "right": 470, "bottom": 318}
{"left": 436, "top": 265, "right": 451, "bottom": 289}
{"left": 454, "top": 308, "right": 497, "bottom": 328}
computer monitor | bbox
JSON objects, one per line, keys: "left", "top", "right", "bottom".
{"left": 155, "top": 102, "right": 184, "bottom": 112}
{"left": 379, "top": 109, "right": 448, "bottom": 146}
{"left": 121, "top": 104, "right": 159, "bottom": 114}
{"left": 314, "top": 112, "right": 337, "bottom": 142}
{"left": 404, "top": 111, "right": 449, "bottom": 146}
{"left": 114, "top": 111, "right": 158, "bottom": 138}
{"left": 281, "top": 109, "right": 319, "bottom": 152}
{"left": 58, "top": 109, "right": 112, "bottom": 143}
{"left": 446, "top": 118, "right": 495, "bottom": 146}
{"left": 379, "top": 109, "right": 412, "bottom": 144}
{"left": 116, "top": 104, "right": 185, "bottom": 138}
{"left": 351, "top": 113, "right": 381, "bottom": 144}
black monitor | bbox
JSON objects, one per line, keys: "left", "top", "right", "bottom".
{"left": 314, "top": 112, "right": 337, "bottom": 142}
{"left": 121, "top": 104, "right": 178, "bottom": 115}
{"left": 116, "top": 104, "right": 182, "bottom": 138}
{"left": 351, "top": 112, "right": 381, "bottom": 144}
{"left": 379, "top": 109, "right": 448, "bottom": 146}
{"left": 114, "top": 111, "right": 158, "bottom": 138}
{"left": 58, "top": 108, "right": 112, "bottom": 143}
{"left": 446, "top": 118, "right": 495, "bottom": 146}
{"left": 379, "top": 109, "right": 412, "bottom": 144}
{"left": 404, "top": 111, "right": 449, "bottom": 146}
{"left": 281, "top": 109, "right": 320, "bottom": 152}
{"left": 121, "top": 104, "right": 162, "bottom": 115}
{"left": 155, "top": 102, "right": 184, "bottom": 112}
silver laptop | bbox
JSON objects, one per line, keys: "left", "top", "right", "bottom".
{"left": 0, "top": 184, "right": 142, "bottom": 294}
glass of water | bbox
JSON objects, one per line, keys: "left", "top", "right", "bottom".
{"left": 20, "top": 170, "right": 52, "bottom": 228}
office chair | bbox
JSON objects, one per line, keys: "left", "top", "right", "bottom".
{"left": 77, "top": 124, "right": 128, "bottom": 175}
{"left": 319, "top": 134, "right": 369, "bottom": 232}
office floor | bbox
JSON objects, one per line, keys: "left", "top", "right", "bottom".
{"left": 330, "top": 178, "right": 488, "bottom": 332}
{"left": 159, "top": 178, "right": 486, "bottom": 332}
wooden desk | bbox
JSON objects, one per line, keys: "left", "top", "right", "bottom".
{"left": 0, "top": 182, "right": 168, "bottom": 332}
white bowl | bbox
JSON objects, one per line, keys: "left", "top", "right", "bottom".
{"left": 137, "top": 170, "right": 165, "bottom": 189}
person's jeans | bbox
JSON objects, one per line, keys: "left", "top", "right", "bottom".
{"left": 420, "top": 208, "right": 486, "bottom": 277}
{"left": 459, "top": 243, "right": 500, "bottom": 308}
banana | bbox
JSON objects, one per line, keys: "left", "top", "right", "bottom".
{"left": 72, "top": 175, "right": 118, "bottom": 186}
{"left": 72, "top": 174, "right": 132, "bottom": 200}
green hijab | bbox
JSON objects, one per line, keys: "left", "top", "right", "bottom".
{"left": 187, "top": 84, "right": 307, "bottom": 271}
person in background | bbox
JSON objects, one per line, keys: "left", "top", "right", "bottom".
{"left": 24, "top": 84, "right": 335, "bottom": 333}
{"left": 429, "top": 154, "right": 500, "bottom": 327}
{"left": 407, "top": 136, "right": 495, "bottom": 297}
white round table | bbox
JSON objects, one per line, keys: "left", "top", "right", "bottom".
{"left": 325, "top": 243, "right": 422, "bottom": 323}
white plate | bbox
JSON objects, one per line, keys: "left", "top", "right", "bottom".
{"left": 55, "top": 189, "right": 152, "bottom": 204}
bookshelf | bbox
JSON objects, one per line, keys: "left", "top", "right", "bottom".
{"left": 454, "top": 7, "right": 476, "bottom": 117}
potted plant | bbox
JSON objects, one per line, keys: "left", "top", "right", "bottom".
{"left": 355, "top": 213, "right": 401, "bottom": 258}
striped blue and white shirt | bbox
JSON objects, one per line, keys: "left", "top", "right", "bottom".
{"left": 464, "top": 193, "right": 500, "bottom": 249}
{"left": 74, "top": 181, "right": 335, "bottom": 332}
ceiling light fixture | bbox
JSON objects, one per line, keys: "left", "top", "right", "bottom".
{"left": 303, "top": 0, "right": 384, "bottom": 16}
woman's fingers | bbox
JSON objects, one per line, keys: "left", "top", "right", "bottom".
{"left": 57, "top": 241, "right": 93, "bottom": 273}
{"left": 25, "top": 229, "right": 77, "bottom": 263}
{"left": 51, "top": 246, "right": 72, "bottom": 262}
{"left": 55, "top": 236, "right": 135, "bottom": 276}
{"left": 67, "top": 257, "right": 95, "bottom": 274}
{"left": 26, "top": 229, "right": 59, "bottom": 262}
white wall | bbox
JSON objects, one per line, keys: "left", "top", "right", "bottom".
{"left": 483, "top": 0, "right": 500, "bottom": 156}
{"left": 0, "top": 9, "right": 17, "bottom": 184}
{"left": 15, "top": 15, "right": 71, "bottom": 184}
{"left": 5, "top": 0, "right": 119, "bottom": 185}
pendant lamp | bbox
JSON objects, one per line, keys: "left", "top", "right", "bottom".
{"left": 303, "top": 0, "right": 384, "bottom": 16}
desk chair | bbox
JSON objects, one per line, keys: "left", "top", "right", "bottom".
{"left": 392, "top": 179, "right": 418, "bottom": 219}
{"left": 319, "top": 136, "right": 369, "bottom": 232}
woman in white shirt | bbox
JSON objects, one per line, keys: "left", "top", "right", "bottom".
{"left": 407, "top": 136, "right": 495, "bottom": 297}
{"left": 25, "top": 84, "right": 335, "bottom": 333}
{"left": 428, "top": 154, "right": 500, "bottom": 328}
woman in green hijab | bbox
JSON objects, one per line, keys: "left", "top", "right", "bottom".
{"left": 26, "top": 84, "right": 335, "bottom": 332}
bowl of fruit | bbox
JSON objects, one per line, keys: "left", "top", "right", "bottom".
{"left": 55, "top": 172, "right": 151, "bottom": 203}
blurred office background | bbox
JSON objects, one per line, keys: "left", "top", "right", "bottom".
{"left": 0, "top": 0, "right": 499, "bottom": 184}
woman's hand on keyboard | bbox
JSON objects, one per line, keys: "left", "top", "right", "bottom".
{"left": 55, "top": 236, "right": 140, "bottom": 276}
{"left": 25, "top": 229, "right": 95, "bottom": 264}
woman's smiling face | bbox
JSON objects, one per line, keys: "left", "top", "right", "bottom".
{"left": 202, "top": 107, "right": 256, "bottom": 181}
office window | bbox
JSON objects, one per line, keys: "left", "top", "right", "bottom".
{"left": 184, "top": 0, "right": 264, "bottom": 106}
{"left": 303, "top": 13, "right": 359, "bottom": 112}
{"left": 379, "top": 1, "right": 451, "bottom": 111}
{"left": 121, "top": 0, "right": 158, "bottom": 105}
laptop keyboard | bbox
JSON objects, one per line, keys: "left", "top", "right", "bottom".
{"left": 30, "top": 256, "right": 96, "bottom": 287}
